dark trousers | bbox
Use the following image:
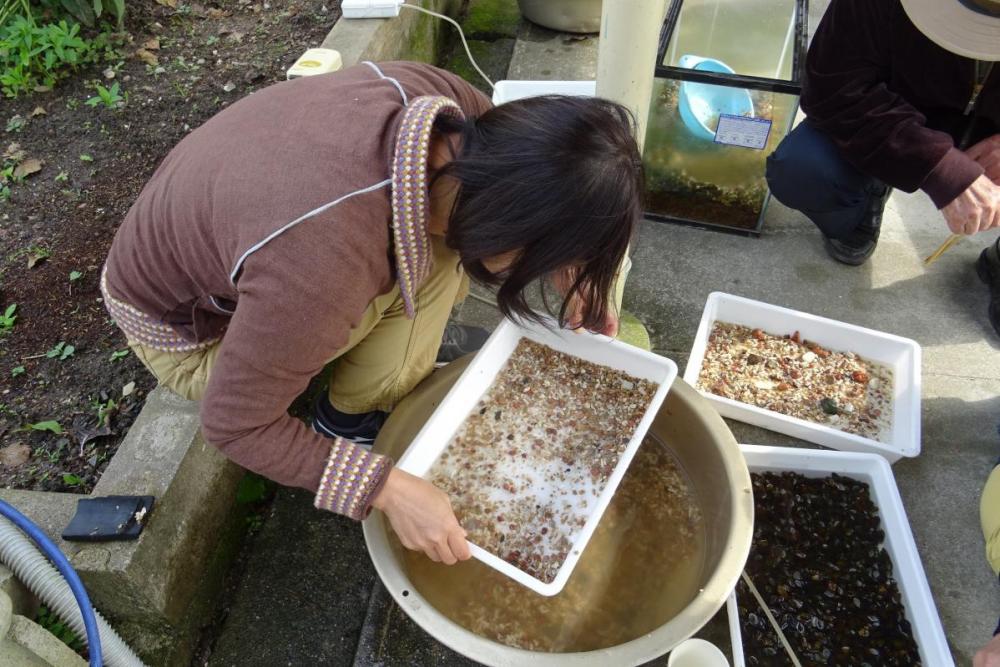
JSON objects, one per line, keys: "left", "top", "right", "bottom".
{"left": 766, "top": 121, "right": 889, "bottom": 239}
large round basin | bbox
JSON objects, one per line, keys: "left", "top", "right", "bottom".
{"left": 363, "top": 358, "right": 753, "bottom": 666}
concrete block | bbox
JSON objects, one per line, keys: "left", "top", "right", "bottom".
{"left": 322, "top": 0, "right": 463, "bottom": 68}
{"left": 8, "top": 616, "right": 86, "bottom": 667}
{"left": 1, "top": 388, "right": 246, "bottom": 667}
{"left": 0, "top": 564, "right": 37, "bottom": 618}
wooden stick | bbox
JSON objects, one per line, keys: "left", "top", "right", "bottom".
{"left": 923, "top": 234, "right": 962, "bottom": 266}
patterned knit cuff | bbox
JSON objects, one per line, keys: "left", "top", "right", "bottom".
{"left": 314, "top": 438, "right": 393, "bottom": 521}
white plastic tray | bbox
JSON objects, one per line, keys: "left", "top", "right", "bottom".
{"left": 492, "top": 79, "right": 596, "bottom": 106}
{"left": 683, "top": 292, "right": 921, "bottom": 462}
{"left": 727, "top": 445, "right": 952, "bottom": 667}
{"left": 396, "top": 317, "right": 677, "bottom": 596}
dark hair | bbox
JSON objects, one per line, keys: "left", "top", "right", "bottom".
{"left": 434, "top": 95, "right": 644, "bottom": 331}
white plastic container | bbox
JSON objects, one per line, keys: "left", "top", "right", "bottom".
{"left": 396, "top": 317, "right": 677, "bottom": 596}
{"left": 285, "top": 48, "right": 343, "bottom": 79}
{"left": 728, "top": 445, "right": 952, "bottom": 667}
{"left": 683, "top": 292, "right": 921, "bottom": 462}
{"left": 492, "top": 80, "right": 596, "bottom": 106}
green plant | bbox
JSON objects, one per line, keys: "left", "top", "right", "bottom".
{"left": 0, "top": 303, "right": 16, "bottom": 332}
{"left": 54, "top": 170, "right": 68, "bottom": 181}
{"left": 78, "top": 153, "right": 92, "bottom": 161}
{"left": 27, "top": 420, "right": 62, "bottom": 434}
{"left": 109, "top": 348, "right": 128, "bottom": 361}
{"left": 92, "top": 397, "right": 115, "bottom": 427}
{"left": 62, "top": 472, "right": 82, "bottom": 485}
{"left": 10, "top": 365, "right": 24, "bottom": 376}
{"left": 1, "top": 18, "right": 91, "bottom": 97}
{"left": 5, "top": 113, "right": 24, "bottom": 132}
{"left": 85, "top": 80, "right": 123, "bottom": 108}
{"left": 47, "top": 0, "right": 124, "bottom": 28}
{"left": 45, "top": 341, "right": 75, "bottom": 360}
{"left": 68, "top": 269, "right": 81, "bottom": 281}
{"left": 36, "top": 605, "right": 85, "bottom": 653}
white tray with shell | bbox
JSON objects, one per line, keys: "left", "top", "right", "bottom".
{"left": 683, "top": 292, "right": 921, "bottom": 462}
{"left": 396, "top": 317, "right": 677, "bottom": 596}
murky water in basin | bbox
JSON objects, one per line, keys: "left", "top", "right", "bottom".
{"left": 392, "top": 436, "right": 706, "bottom": 652}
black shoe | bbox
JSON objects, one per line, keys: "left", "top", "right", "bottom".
{"left": 975, "top": 239, "right": 1000, "bottom": 339}
{"left": 823, "top": 186, "right": 891, "bottom": 266}
{"left": 436, "top": 323, "right": 491, "bottom": 366}
{"left": 312, "top": 393, "right": 387, "bottom": 448}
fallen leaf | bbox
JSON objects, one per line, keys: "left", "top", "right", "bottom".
{"left": 135, "top": 49, "right": 159, "bottom": 67}
{"left": 26, "top": 249, "right": 48, "bottom": 269}
{"left": 207, "top": 7, "right": 229, "bottom": 18}
{"left": 142, "top": 37, "right": 160, "bottom": 50}
{"left": 0, "top": 444, "right": 30, "bottom": 467}
{"left": 3, "top": 143, "right": 24, "bottom": 161}
{"left": 122, "top": 381, "right": 136, "bottom": 397}
{"left": 155, "top": 0, "right": 178, "bottom": 7}
{"left": 33, "top": 85, "right": 51, "bottom": 93}
{"left": 29, "top": 106, "right": 46, "bottom": 117}
{"left": 71, "top": 415, "right": 112, "bottom": 448}
{"left": 227, "top": 31, "right": 244, "bottom": 43}
{"left": 13, "top": 157, "right": 42, "bottom": 179}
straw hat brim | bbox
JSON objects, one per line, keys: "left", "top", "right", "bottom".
{"left": 901, "top": 0, "right": 1000, "bottom": 61}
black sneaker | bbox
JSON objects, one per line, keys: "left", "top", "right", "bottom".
{"left": 436, "top": 323, "right": 491, "bottom": 366}
{"left": 312, "top": 393, "right": 387, "bottom": 449}
{"left": 823, "top": 186, "right": 891, "bottom": 266}
{"left": 975, "top": 238, "right": 1000, "bottom": 339}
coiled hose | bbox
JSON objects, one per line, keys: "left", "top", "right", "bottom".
{"left": 0, "top": 500, "right": 145, "bottom": 667}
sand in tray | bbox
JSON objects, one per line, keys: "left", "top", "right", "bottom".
{"left": 427, "top": 339, "right": 658, "bottom": 584}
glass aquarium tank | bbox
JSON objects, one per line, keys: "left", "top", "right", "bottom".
{"left": 644, "top": 0, "right": 808, "bottom": 235}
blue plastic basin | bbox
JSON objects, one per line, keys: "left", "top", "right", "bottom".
{"left": 677, "top": 55, "right": 755, "bottom": 141}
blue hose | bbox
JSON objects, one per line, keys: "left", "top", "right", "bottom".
{"left": 0, "top": 498, "right": 103, "bottom": 667}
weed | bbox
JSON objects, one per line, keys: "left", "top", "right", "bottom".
{"left": 62, "top": 472, "right": 83, "bottom": 486}
{"left": 92, "top": 397, "right": 116, "bottom": 427}
{"left": 10, "top": 365, "right": 24, "bottom": 377}
{"left": 0, "top": 303, "right": 16, "bottom": 333}
{"left": 45, "top": 341, "right": 75, "bottom": 360}
{"left": 0, "top": 17, "right": 105, "bottom": 97}
{"left": 109, "top": 348, "right": 129, "bottom": 361}
{"left": 69, "top": 269, "right": 82, "bottom": 281}
{"left": 26, "top": 420, "right": 62, "bottom": 434}
{"left": 54, "top": 170, "right": 68, "bottom": 181}
{"left": 36, "top": 606, "right": 85, "bottom": 653}
{"left": 5, "top": 113, "right": 25, "bottom": 132}
{"left": 79, "top": 153, "right": 92, "bottom": 162}
{"left": 85, "top": 80, "right": 124, "bottom": 109}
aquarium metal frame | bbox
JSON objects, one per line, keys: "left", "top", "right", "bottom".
{"left": 645, "top": 0, "right": 808, "bottom": 236}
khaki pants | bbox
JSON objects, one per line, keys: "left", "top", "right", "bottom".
{"left": 983, "top": 465, "right": 1000, "bottom": 576}
{"left": 129, "top": 235, "right": 467, "bottom": 413}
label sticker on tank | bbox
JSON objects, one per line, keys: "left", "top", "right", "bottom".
{"left": 713, "top": 114, "right": 772, "bottom": 150}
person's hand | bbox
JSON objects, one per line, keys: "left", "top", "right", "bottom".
{"left": 372, "top": 467, "right": 471, "bottom": 564}
{"left": 974, "top": 633, "right": 1000, "bottom": 667}
{"left": 968, "top": 134, "right": 1000, "bottom": 185}
{"left": 941, "top": 174, "right": 1000, "bottom": 235}
{"left": 553, "top": 268, "right": 620, "bottom": 337}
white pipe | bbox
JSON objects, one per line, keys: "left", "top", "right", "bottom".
{"left": 595, "top": 0, "right": 669, "bottom": 152}
{"left": 0, "top": 518, "right": 146, "bottom": 667}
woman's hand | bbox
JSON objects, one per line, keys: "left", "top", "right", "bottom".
{"left": 942, "top": 174, "right": 1000, "bottom": 235}
{"left": 553, "top": 268, "right": 620, "bottom": 337}
{"left": 968, "top": 134, "right": 1000, "bottom": 185}
{"left": 974, "top": 633, "right": 1000, "bottom": 667}
{"left": 372, "top": 467, "right": 471, "bottom": 565}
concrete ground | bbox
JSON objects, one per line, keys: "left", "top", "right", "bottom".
{"left": 208, "top": 2, "right": 999, "bottom": 665}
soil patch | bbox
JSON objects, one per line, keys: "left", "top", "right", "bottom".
{"left": 1, "top": 0, "right": 340, "bottom": 493}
